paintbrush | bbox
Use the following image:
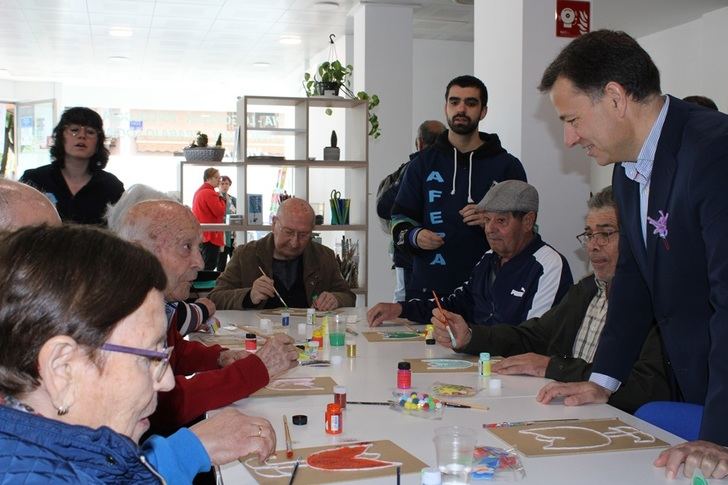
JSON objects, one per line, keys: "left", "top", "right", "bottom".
{"left": 258, "top": 266, "right": 289, "bottom": 309}
{"left": 283, "top": 415, "right": 293, "bottom": 458}
{"left": 431, "top": 290, "right": 457, "bottom": 347}
{"left": 288, "top": 456, "right": 300, "bottom": 485}
{"left": 484, "top": 418, "right": 579, "bottom": 428}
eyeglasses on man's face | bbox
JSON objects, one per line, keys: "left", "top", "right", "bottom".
{"left": 576, "top": 230, "right": 619, "bottom": 246}
{"left": 100, "top": 343, "right": 173, "bottom": 382}
{"left": 65, "top": 125, "right": 99, "bottom": 138}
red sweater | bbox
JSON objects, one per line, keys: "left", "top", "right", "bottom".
{"left": 191, "top": 182, "right": 226, "bottom": 247}
{"left": 150, "top": 310, "right": 270, "bottom": 433}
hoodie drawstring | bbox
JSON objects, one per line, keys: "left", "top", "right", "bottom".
{"left": 467, "top": 152, "right": 474, "bottom": 203}
{"left": 450, "top": 147, "right": 457, "bottom": 196}
{"left": 451, "top": 148, "right": 475, "bottom": 203}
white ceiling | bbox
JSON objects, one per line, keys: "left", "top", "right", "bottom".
{"left": 0, "top": 0, "right": 474, "bottom": 87}
{"left": 0, "top": 0, "right": 726, "bottom": 88}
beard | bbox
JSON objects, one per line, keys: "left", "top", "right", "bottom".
{"left": 448, "top": 115, "right": 479, "bottom": 135}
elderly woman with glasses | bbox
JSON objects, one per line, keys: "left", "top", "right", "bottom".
{"left": 0, "top": 225, "right": 275, "bottom": 484}
{"left": 20, "top": 106, "right": 124, "bottom": 226}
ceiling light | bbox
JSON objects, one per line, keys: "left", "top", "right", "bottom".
{"left": 253, "top": 62, "right": 270, "bottom": 68}
{"left": 279, "top": 36, "right": 301, "bottom": 45}
{"left": 108, "top": 55, "right": 130, "bottom": 63}
{"left": 109, "top": 27, "right": 133, "bottom": 37}
{"left": 314, "top": 1, "right": 340, "bottom": 10}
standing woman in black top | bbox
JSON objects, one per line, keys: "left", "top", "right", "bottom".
{"left": 20, "top": 107, "right": 124, "bottom": 226}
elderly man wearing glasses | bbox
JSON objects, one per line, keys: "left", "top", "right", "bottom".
{"left": 210, "top": 197, "right": 355, "bottom": 311}
{"left": 431, "top": 186, "right": 671, "bottom": 414}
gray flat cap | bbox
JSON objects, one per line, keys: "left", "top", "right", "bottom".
{"left": 477, "top": 180, "right": 539, "bottom": 213}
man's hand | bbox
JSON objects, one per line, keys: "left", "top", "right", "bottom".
{"left": 459, "top": 204, "right": 486, "bottom": 227}
{"left": 250, "top": 275, "right": 276, "bottom": 305}
{"left": 217, "top": 349, "right": 251, "bottom": 368}
{"left": 431, "top": 308, "right": 471, "bottom": 349}
{"left": 195, "top": 297, "right": 216, "bottom": 316}
{"left": 190, "top": 408, "right": 275, "bottom": 465}
{"left": 255, "top": 333, "right": 299, "bottom": 379}
{"left": 367, "top": 302, "right": 403, "bottom": 327}
{"left": 416, "top": 229, "right": 445, "bottom": 250}
{"left": 654, "top": 440, "right": 728, "bottom": 479}
{"left": 313, "top": 292, "right": 339, "bottom": 311}
{"left": 536, "top": 381, "right": 612, "bottom": 406}
{"left": 493, "top": 353, "right": 550, "bottom": 377}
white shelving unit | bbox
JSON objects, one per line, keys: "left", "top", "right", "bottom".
{"left": 181, "top": 95, "right": 369, "bottom": 305}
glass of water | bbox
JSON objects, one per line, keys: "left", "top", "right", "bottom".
{"left": 433, "top": 426, "right": 477, "bottom": 484}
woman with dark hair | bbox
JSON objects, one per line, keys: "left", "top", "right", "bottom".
{"left": 20, "top": 107, "right": 124, "bottom": 225}
{"left": 0, "top": 225, "right": 196, "bottom": 483}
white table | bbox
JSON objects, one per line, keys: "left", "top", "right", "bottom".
{"left": 206, "top": 309, "right": 685, "bottom": 484}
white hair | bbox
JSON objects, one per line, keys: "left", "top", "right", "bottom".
{"left": 106, "top": 184, "right": 175, "bottom": 234}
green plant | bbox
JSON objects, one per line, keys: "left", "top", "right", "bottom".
{"left": 215, "top": 133, "right": 222, "bottom": 147}
{"left": 190, "top": 131, "right": 208, "bottom": 148}
{"left": 302, "top": 61, "right": 382, "bottom": 139}
{"left": 330, "top": 130, "right": 338, "bottom": 147}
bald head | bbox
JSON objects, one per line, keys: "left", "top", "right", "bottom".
{"left": 276, "top": 197, "right": 315, "bottom": 225}
{"left": 0, "top": 179, "right": 61, "bottom": 230}
{"left": 272, "top": 198, "right": 316, "bottom": 260}
{"left": 115, "top": 200, "right": 204, "bottom": 301}
{"left": 416, "top": 120, "right": 446, "bottom": 151}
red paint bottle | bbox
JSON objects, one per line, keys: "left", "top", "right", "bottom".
{"left": 333, "top": 385, "right": 347, "bottom": 409}
{"left": 244, "top": 333, "right": 257, "bottom": 351}
{"left": 397, "top": 361, "right": 412, "bottom": 389}
{"left": 325, "top": 403, "right": 343, "bottom": 434}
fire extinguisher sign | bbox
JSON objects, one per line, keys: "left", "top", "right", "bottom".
{"left": 556, "top": 0, "right": 590, "bottom": 38}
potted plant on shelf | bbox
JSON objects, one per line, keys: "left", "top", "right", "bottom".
{"left": 183, "top": 131, "right": 225, "bottom": 161}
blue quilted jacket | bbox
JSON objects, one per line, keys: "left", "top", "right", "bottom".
{"left": 0, "top": 405, "right": 162, "bottom": 484}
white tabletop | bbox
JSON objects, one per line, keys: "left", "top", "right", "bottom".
{"left": 206, "top": 309, "right": 685, "bottom": 484}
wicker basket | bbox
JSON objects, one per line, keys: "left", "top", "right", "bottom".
{"left": 183, "top": 147, "right": 225, "bottom": 162}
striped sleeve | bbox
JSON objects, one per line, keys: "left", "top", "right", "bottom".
{"left": 174, "top": 301, "right": 210, "bottom": 337}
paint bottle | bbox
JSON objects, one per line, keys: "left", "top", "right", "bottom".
{"left": 479, "top": 352, "right": 491, "bottom": 377}
{"left": 333, "top": 385, "right": 347, "bottom": 409}
{"left": 397, "top": 361, "right": 412, "bottom": 390}
{"left": 306, "top": 339, "right": 319, "bottom": 359}
{"left": 311, "top": 328, "right": 324, "bottom": 349}
{"left": 325, "top": 403, "right": 343, "bottom": 434}
{"left": 281, "top": 311, "right": 290, "bottom": 327}
{"left": 306, "top": 308, "right": 315, "bottom": 325}
{"left": 421, "top": 467, "right": 443, "bottom": 485}
{"left": 244, "top": 333, "right": 257, "bottom": 351}
{"left": 425, "top": 324, "right": 436, "bottom": 345}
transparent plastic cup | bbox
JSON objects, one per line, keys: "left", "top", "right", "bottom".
{"left": 329, "top": 316, "right": 345, "bottom": 347}
{"left": 433, "top": 426, "right": 477, "bottom": 485}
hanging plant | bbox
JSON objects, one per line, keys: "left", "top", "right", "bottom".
{"left": 301, "top": 35, "right": 382, "bottom": 139}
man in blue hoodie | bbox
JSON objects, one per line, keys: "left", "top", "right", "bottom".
{"left": 391, "top": 75, "right": 527, "bottom": 301}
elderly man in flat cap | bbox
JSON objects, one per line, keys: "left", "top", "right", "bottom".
{"left": 368, "top": 180, "right": 572, "bottom": 327}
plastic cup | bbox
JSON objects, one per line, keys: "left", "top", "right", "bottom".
{"left": 329, "top": 317, "right": 345, "bottom": 347}
{"left": 433, "top": 426, "right": 476, "bottom": 485}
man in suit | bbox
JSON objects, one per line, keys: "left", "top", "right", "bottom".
{"left": 536, "top": 30, "right": 728, "bottom": 479}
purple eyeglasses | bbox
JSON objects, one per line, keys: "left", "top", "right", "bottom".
{"left": 100, "top": 343, "right": 173, "bottom": 382}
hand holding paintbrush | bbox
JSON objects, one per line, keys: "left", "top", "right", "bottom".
{"left": 430, "top": 290, "right": 472, "bottom": 350}
{"left": 252, "top": 266, "right": 289, "bottom": 308}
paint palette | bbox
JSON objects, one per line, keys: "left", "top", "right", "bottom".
{"left": 390, "top": 391, "right": 444, "bottom": 420}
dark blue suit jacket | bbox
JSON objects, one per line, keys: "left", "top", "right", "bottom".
{"left": 592, "top": 96, "right": 728, "bottom": 444}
